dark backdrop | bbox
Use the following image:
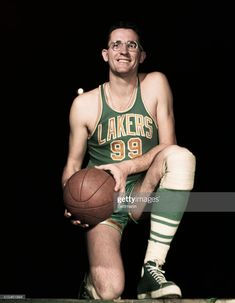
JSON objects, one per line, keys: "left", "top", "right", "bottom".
{"left": 1, "top": 0, "right": 235, "bottom": 299}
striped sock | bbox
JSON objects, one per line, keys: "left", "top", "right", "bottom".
{"left": 144, "top": 188, "right": 190, "bottom": 265}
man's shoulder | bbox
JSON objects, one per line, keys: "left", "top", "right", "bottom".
{"left": 139, "top": 72, "right": 170, "bottom": 93}
{"left": 70, "top": 87, "right": 101, "bottom": 117}
{"left": 139, "top": 71, "right": 167, "bottom": 82}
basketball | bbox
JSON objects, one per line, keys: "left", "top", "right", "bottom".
{"left": 63, "top": 167, "right": 115, "bottom": 226}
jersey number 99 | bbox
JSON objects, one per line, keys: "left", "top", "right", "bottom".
{"left": 110, "top": 138, "right": 142, "bottom": 161}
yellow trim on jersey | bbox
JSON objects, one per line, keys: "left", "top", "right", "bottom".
{"left": 104, "top": 82, "right": 138, "bottom": 114}
{"left": 88, "top": 85, "right": 103, "bottom": 140}
{"left": 141, "top": 95, "right": 158, "bottom": 130}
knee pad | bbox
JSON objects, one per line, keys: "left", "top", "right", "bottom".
{"left": 160, "top": 146, "right": 196, "bottom": 190}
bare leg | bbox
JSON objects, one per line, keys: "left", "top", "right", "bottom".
{"left": 130, "top": 145, "right": 168, "bottom": 220}
{"left": 130, "top": 145, "right": 195, "bottom": 221}
{"left": 85, "top": 224, "right": 124, "bottom": 299}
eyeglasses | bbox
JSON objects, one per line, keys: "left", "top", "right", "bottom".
{"left": 108, "top": 40, "right": 143, "bottom": 52}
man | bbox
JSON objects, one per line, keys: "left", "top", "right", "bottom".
{"left": 62, "top": 20, "right": 196, "bottom": 299}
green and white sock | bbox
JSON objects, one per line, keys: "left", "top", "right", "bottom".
{"left": 145, "top": 188, "right": 190, "bottom": 265}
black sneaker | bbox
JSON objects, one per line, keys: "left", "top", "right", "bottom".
{"left": 137, "top": 260, "right": 182, "bottom": 299}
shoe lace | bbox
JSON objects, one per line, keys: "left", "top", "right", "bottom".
{"left": 146, "top": 262, "right": 167, "bottom": 284}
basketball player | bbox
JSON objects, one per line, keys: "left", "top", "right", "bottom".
{"left": 62, "top": 20, "right": 196, "bottom": 299}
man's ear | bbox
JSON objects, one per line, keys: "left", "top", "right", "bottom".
{"left": 102, "top": 49, "right": 109, "bottom": 62}
{"left": 139, "top": 51, "right": 146, "bottom": 64}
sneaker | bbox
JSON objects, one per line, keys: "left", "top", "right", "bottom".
{"left": 137, "top": 260, "right": 182, "bottom": 299}
{"left": 78, "top": 274, "right": 93, "bottom": 299}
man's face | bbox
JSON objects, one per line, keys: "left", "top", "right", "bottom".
{"left": 102, "top": 28, "right": 145, "bottom": 75}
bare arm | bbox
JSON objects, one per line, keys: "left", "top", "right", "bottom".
{"left": 62, "top": 96, "right": 89, "bottom": 187}
{"left": 123, "top": 72, "right": 176, "bottom": 173}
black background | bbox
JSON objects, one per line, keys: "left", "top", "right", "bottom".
{"left": 1, "top": 0, "right": 235, "bottom": 299}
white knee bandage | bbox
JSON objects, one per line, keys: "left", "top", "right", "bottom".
{"left": 160, "top": 146, "right": 196, "bottom": 190}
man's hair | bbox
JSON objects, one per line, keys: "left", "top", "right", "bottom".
{"left": 106, "top": 20, "right": 144, "bottom": 49}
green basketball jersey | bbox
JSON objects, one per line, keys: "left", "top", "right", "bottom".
{"left": 87, "top": 78, "right": 159, "bottom": 182}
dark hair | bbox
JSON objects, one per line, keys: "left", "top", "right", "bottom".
{"left": 106, "top": 20, "right": 144, "bottom": 49}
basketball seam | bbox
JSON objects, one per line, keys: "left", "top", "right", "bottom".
{"left": 80, "top": 168, "right": 90, "bottom": 201}
{"left": 67, "top": 168, "right": 90, "bottom": 202}
{"left": 83, "top": 173, "right": 112, "bottom": 201}
{"left": 67, "top": 168, "right": 114, "bottom": 202}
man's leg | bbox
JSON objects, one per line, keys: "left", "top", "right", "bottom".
{"left": 132, "top": 145, "right": 196, "bottom": 299}
{"left": 79, "top": 223, "right": 124, "bottom": 300}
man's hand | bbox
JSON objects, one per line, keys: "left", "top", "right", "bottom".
{"left": 64, "top": 209, "right": 89, "bottom": 228}
{"left": 95, "top": 161, "right": 131, "bottom": 193}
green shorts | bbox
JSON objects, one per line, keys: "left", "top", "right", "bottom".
{"left": 99, "top": 174, "right": 144, "bottom": 235}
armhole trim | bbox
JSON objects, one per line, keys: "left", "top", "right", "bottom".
{"left": 88, "top": 85, "right": 103, "bottom": 140}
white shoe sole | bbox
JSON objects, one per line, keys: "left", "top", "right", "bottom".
{"left": 137, "top": 284, "right": 182, "bottom": 299}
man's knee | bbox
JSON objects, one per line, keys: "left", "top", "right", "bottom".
{"left": 90, "top": 268, "right": 124, "bottom": 300}
{"left": 160, "top": 145, "right": 196, "bottom": 190}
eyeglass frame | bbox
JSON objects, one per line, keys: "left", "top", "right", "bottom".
{"left": 108, "top": 40, "right": 143, "bottom": 52}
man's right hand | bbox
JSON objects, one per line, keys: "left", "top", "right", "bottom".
{"left": 64, "top": 209, "right": 89, "bottom": 228}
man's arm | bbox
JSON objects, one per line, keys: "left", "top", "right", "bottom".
{"left": 62, "top": 96, "right": 89, "bottom": 187}
{"left": 123, "top": 72, "right": 176, "bottom": 174}
{"left": 62, "top": 95, "right": 92, "bottom": 227}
